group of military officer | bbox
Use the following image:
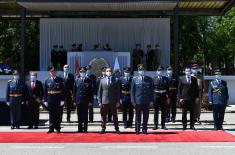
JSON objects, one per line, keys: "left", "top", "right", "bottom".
{"left": 6, "top": 63, "right": 228, "bottom": 134}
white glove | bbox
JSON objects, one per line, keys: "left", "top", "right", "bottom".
{"left": 60, "top": 101, "right": 64, "bottom": 106}
{"left": 6, "top": 102, "right": 10, "bottom": 106}
{"left": 120, "top": 99, "right": 122, "bottom": 104}
{"left": 21, "top": 102, "right": 24, "bottom": 105}
{"left": 44, "top": 102, "right": 48, "bottom": 107}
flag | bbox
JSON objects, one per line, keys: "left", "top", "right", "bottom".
{"left": 113, "top": 57, "right": 120, "bottom": 71}
{"left": 75, "top": 56, "right": 80, "bottom": 76}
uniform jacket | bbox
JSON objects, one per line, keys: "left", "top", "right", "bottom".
{"left": 131, "top": 75, "right": 154, "bottom": 105}
{"left": 208, "top": 80, "right": 229, "bottom": 105}
{"left": 120, "top": 76, "right": 132, "bottom": 103}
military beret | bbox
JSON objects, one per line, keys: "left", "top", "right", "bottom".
{"left": 79, "top": 67, "right": 87, "bottom": 72}
{"left": 31, "top": 72, "right": 38, "bottom": 76}
{"left": 123, "top": 67, "right": 132, "bottom": 73}
{"left": 157, "top": 65, "right": 164, "bottom": 71}
{"left": 49, "top": 67, "right": 57, "bottom": 72}
{"left": 13, "top": 70, "right": 19, "bottom": 75}
{"left": 214, "top": 69, "right": 222, "bottom": 75}
{"left": 166, "top": 65, "right": 173, "bottom": 70}
{"left": 137, "top": 64, "right": 145, "bottom": 70}
{"left": 86, "top": 65, "right": 92, "bottom": 70}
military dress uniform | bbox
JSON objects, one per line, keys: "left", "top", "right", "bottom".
{"left": 120, "top": 68, "right": 133, "bottom": 128}
{"left": 166, "top": 68, "right": 178, "bottom": 122}
{"left": 153, "top": 67, "right": 169, "bottom": 130}
{"left": 131, "top": 64, "right": 154, "bottom": 134}
{"left": 132, "top": 44, "right": 144, "bottom": 71}
{"left": 86, "top": 65, "right": 97, "bottom": 123}
{"left": 63, "top": 72, "right": 74, "bottom": 122}
{"left": 208, "top": 70, "right": 229, "bottom": 130}
{"left": 44, "top": 73, "right": 64, "bottom": 132}
{"left": 74, "top": 68, "right": 93, "bottom": 132}
{"left": 51, "top": 45, "right": 58, "bottom": 69}
{"left": 6, "top": 77, "right": 28, "bottom": 129}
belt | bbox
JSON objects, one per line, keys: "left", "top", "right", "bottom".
{"left": 122, "top": 91, "right": 130, "bottom": 95}
{"left": 48, "top": 90, "right": 62, "bottom": 94}
{"left": 169, "top": 87, "right": 177, "bottom": 90}
{"left": 154, "top": 90, "right": 167, "bottom": 93}
{"left": 9, "top": 94, "right": 22, "bottom": 97}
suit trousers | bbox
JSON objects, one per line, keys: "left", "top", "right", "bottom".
{"left": 65, "top": 95, "right": 73, "bottom": 120}
{"left": 10, "top": 101, "right": 22, "bottom": 126}
{"left": 213, "top": 104, "right": 226, "bottom": 129}
{"left": 135, "top": 104, "right": 150, "bottom": 131}
{"left": 122, "top": 101, "right": 134, "bottom": 126}
{"left": 77, "top": 103, "right": 89, "bottom": 131}
{"left": 101, "top": 103, "right": 119, "bottom": 130}
{"left": 182, "top": 100, "right": 195, "bottom": 127}
{"left": 28, "top": 100, "right": 40, "bottom": 127}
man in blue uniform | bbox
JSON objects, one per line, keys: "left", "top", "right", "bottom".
{"left": 166, "top": 66, "right": 178, "bottom": 123}
{"left": 6, "top": 70, "right": 28, "bottom": 129}
{"left": 153, "top": 66, "right": 169, "bottom": 130}
{"left": 208, "top": 69, "right": 229, "bottom": 130}
{"left": 74, "top": 67, "right": 93, "bottom": 132}
{"left": 44, "top": 68, "right": 65, "bottom": 133}
{"left": 85, "top": 65, "right": 97, "bottom": 123}
{"left": 131, "top": 64, "right": 154, "bottom": 134}
{"left": 63, "top": 64, "right": 74, "bottom": 123}
{"left": 120, "top": 67, "right": 133, "bottom": 128}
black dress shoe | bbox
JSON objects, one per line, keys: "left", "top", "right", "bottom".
{"left": 136, "top": 131, "right": 140, "bottom": 135}
{"left": 161, "top": 126, "right": 168, "bottom": 130}
{"left": 171, "top": 118, "right": 175, "bottom": 123}
{"left": 183, "top": 126, "right": 187, "bottom": 130}
{"left": 34, "top": 126, "right": 38, "bottom": 129}
{"left": 11, "top": 126, "right": 15, "bottom": 130}
{"left": 16, "top": 126, "right": 20, "bottom": 129}
{"left": 116, "top": 130, "right": 121, "bottom": 134}
{"left": 27, "top": 126, "right": 33, "bottom": 129}
{"left": 142, "top": 130, "right": 148, "bottom": 134}
{"left": 100, "top": 129, "right": 105, "bottom": 134}
{"left": 152, "top": 126, "right": 158, "bottom": 130}
{"left": 190, "top": 126, "right": 196, "bottom": 130}
{"left": 56, "top": 129, "right": 61, "bottom": 133}
{"left": 47, "top": 130, "right": 54, "bottom": 133}
{"left": 77, "top": 130, "right": 83, "bottom": 133}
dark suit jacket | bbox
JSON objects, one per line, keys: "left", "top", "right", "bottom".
{"left": 27, "top": 80, "right": 44, "bottom": 102}
{"left": 177, "top": 76, "right": 199, "bottom": 101}
{"left": 97, "top": 76, "right": 121, "bottom": 105}
{"left": 63, "top": 73, "right": 74, "bottom": 96}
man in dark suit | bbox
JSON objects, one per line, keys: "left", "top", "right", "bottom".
{"left": 44, "top": 68, "right": 65, "bottom": 133}
{"left": 132, "top": 44, "right": 144, "bottom": 71}
{"left": 86, "top": 65, "right": 97, "bottom": 123}
{"left": 145, "top": 44, "right": 154, "bottom": 71}
{"left": 26, "top": 72, "right": 44, "bottom": 129}
{"left": 120, "top": 67, "right": 133, "bottom": 128}
{"left": 208, "top": 69, "right": 229, "bottom": 130}
{"left": 63, "top": 64, "right": 74, "bottom": 123}
{"left": 97, "top": 67, "right": 121, "bottom": 134}
{"left": 74, "top": 67, "right": 93, "bottom": 132}
{"left": 51, "top": 45, "right": 58, "bottom": 69}
{"left": 131, "top": 64, "right": 154, "bottom": 134}
{"left": 153, "top": 66, "right": 169, "bottom": 130}
{"left": 178, "top": 67, "right": 199, "bottom": 130}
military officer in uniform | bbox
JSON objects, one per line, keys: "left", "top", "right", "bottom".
{"left": 131, "top": 64, "right": 154, "bottom": 134}
{"left": 145, "top": 44, "right": 154, "bottom": 71}
{"left": 152, "top": 66, "right": 169, "bottom": 130}
{"left": 120, "top": 67, "right": 133, "bottom": 128}
{"left": 192, "top": 64, "right": 204, "bottom": 123}
{"left": 63, "top": 64, "right": 74, "bottom": 123}
{"left": 26, "top": 72, "right": 44, "bottom": 129}
{"left": 44, "top": 68, "right": 65, "bottom": 133}
{"left": 6, "top": 70, "right": 28, "bottom": 129}
{"left": 86, "top": 65, "right": 97, "bottom": 123}
{"left": 51, "top": 45, "right": 58, "bottom": 69}
{"left": 74, "top": 67, "right": 93, "bottom": 132}
{"left": 208, "top": 69, "right": 229, "bottom": 130}
{"left": 98, "top": 67, "right": 121, "bottom": 134}
{"left": 132, "top": 44, "right": 144, "bottom": 71}
{"left": 178, "top": 67, "right": 199, "bottom": 130}
{"left": 58, "top": 45, "right": 67, "bottom": 71}
{"left": 166, "top": 66, "right": 178, "bottom": 123}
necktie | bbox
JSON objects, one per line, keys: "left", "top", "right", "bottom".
{"left": 108, "top": 77, "right": 111, "bottom": 86}
{"left": 32, "top": 81, "right": 35, "bottom": 91}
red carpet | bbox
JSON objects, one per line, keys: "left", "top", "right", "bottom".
{"left": 0, "top": 131, "right": 235, "bottom": 143}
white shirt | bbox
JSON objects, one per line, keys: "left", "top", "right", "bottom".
{"left": 186, "top": 76, "right": 191, "bottom": 83}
